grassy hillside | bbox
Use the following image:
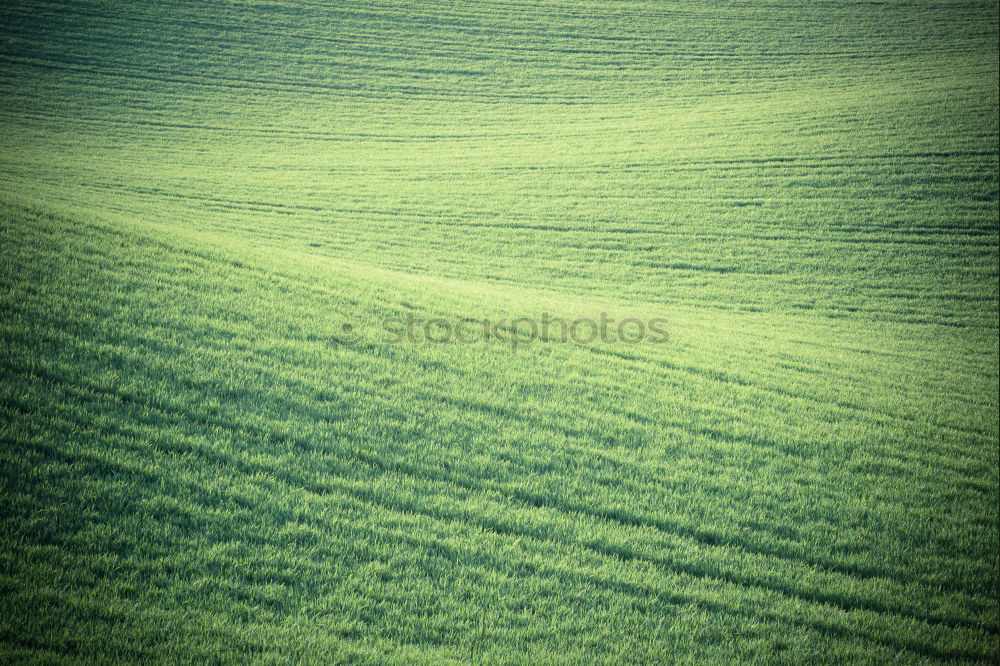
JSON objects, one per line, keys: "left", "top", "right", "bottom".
{"left": 1, "top": 1, "right": 998, "bottom": 663}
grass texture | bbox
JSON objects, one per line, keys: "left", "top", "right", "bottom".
{"left": 1, "top": 1, "right": 998, "bottom": 663}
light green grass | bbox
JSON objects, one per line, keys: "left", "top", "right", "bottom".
{"left": 1, "top": 1, "right": 998, "bottom": 663}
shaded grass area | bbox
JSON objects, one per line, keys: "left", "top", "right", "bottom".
{"left": 1, "top": 201, "right": 996, "bottom": 663}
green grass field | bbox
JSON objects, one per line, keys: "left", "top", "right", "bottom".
{"left": 1, "top": 1, "right": 998, "bottom": 663}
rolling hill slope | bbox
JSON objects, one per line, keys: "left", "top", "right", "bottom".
{"left": 1, "top": 1, "right": 998, "bottom": 663}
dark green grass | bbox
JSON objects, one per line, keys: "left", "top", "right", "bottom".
{"left": 1, "top": 0, "right": 998, "bottom": 663}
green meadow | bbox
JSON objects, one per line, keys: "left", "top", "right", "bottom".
{"left": 1, "top": 0, "right": 997, "bottom": 663}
